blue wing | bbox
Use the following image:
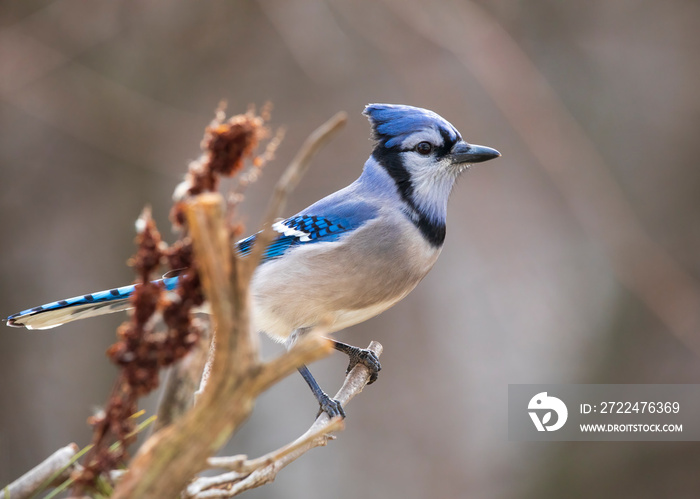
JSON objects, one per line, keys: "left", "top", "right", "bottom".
{"left": 236, "top": 214, "right": 357, "bottom": 262}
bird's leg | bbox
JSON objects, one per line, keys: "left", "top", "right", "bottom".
{"left": 288, "top": 328, "right": 344, "bottom": 418}
{"left": 331, "top": 340, "right": 381, "bottom": 385}
{"left": 297, "top": 365, "right": 345, "bottom": 418}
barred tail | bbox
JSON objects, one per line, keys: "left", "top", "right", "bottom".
{"left": 5, "top": 277, "right": 179, "bottom": 330}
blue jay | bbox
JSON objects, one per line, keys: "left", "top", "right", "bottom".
{"left": 6, "top": 104, "right": 500, "bottom": 417}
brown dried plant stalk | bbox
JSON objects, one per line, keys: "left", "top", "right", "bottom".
{"left": 109, "top": 110, "right": 348, "bottom": 499}
{"left": 73, "top": 108, "right": 272, "bottom": 493}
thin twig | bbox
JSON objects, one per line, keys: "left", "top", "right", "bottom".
{"left": 207, "top": 418, "right": 345, "bottom": 474}
{"left": 244, "top": 111, "right": 347, "bottom": 279}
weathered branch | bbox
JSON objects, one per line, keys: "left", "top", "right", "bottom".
{"left": 185, "top": 341, "right": 383, "bottom": 498}
{"left": 153, "top": 317, "right": 212, "bottom": 433}
{"left": 4, "top": 443, "right": 79, "bottom": 499}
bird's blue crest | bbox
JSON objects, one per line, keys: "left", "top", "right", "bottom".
{"left": 363, "top": 104, "right": 461, "bottom": 149}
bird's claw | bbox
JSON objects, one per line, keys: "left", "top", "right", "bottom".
{"left": 316, "top": 392, "right": 345, "bottom": 419}
{"left": 346, "top": 348, "right": 381, "bottom": 385}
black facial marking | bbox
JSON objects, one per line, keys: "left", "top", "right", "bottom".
{"left": 372, "top": 144, "right": 446, "bottom": 247}
{"left": 435, "top": 127, "right": 459, "bottom": 159}
{"left": 373, "top": 144, "right": 414, "bottom": 202}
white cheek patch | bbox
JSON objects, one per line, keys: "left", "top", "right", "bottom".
{"left": 272, "top": 220, "right": 311, "bottom": 242}
{"left": 400, "top": 154, "right": 458, "bottom": 223}
{"left": 399, "top": 128, "right": 443, "bottom": 150}
{"left": 401, "top": 152, "right": 438, "bottom": 178}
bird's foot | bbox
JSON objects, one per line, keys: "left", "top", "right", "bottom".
{"left": 344, "top": 346, "right": 381, "bottom": 385}
{"left": 316, "top": 392, "right": 345, "bottom": 419}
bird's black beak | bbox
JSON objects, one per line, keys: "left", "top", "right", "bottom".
{"left": 449, "top": 141, "right": 501, "bottom": 164}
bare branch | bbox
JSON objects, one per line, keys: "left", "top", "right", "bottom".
{"left": 4, "top": 444, "right": 79, "bottom": 499}
{"left": 153, "top": 317, "right": 212, "bottom": 433}
{"left": 206, "top": 417, "right": 346, "bottom": 476}
{"left": 185, "top": 341, "right": 383, "bottom": 498}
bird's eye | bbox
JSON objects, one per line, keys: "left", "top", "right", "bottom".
{"left": 415, "top": 142, "right": 433, "bottom": 155}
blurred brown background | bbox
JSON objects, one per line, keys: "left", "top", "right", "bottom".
{"left": 1, "top": 1, "right": 700, "bottom": 497}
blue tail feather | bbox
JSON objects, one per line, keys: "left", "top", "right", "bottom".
{"left": 6, "top": 276, "right": 180, "bottom": 330}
